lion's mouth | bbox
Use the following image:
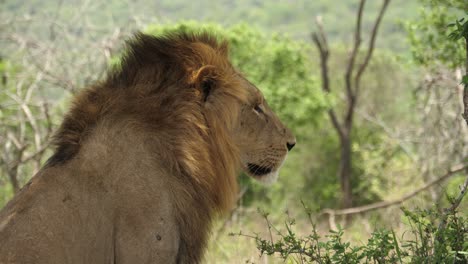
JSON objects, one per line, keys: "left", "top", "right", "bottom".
{"left": 247, "top": 163, "right": 273, "bottom": 176}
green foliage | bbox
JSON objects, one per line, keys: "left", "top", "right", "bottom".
{"left": 2, "top": 0, "right": 421, "bottom": 52}
{"left": 463, "top": 75, "right": 468, "bottom": 86}
{"left": 448, "top": 15, "right": 468, "bottom": 42}
{"left": 405, "top": 0, "right": 467, "bottom": 68}
{"left": 238, "top": 201, "right": 467, "bottom": 263}
{"left": 400, "top": 207, "right": 467, "bottom": 263}
{"left": 448, "top": 13, "right": 468, "bottom": 87}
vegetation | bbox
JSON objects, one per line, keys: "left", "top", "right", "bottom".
{"left": 0, "top": 0, "right": 467, "bottom": 263}
{"left": 2, "top": 0, "right": 419, "bottom": 51}
{"left": 240, "top": 204, "right": 467, "bottom": 263}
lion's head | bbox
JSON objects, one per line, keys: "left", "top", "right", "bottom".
{"left": 232, "top": 78, "right": 296, "bottom": 184}
{"left": 177, "top": 36, "right": 296, "bottom": 187}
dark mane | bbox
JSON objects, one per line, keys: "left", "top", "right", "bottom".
{"left": 46, "top": 32, "right": 230, "bottom": 167}
{"left": 107, "top": 32, "right": 228, "bottom": 89}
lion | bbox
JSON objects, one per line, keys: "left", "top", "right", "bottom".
{"left": 0, "top": 32, "right": 296, "bottom": 263}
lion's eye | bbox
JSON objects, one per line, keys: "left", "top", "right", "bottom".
{"left": 254, "top": 104, "right": 264, "bottom": 114}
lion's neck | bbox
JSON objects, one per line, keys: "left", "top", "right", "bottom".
{"left": 70, "top": 117, "right": 235, "bottom": 262}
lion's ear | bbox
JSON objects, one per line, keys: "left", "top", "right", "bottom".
{"left": 190, "top": 65, "right": 218, "bottom": 102}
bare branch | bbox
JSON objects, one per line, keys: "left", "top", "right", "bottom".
{"left": 344, "top": 0, "right": 366, "bottom": 107}
{"left": 312, "top": 17, "right": 345, "bottom": 140}
{"left": 7, "top": 142, "right": 51, "bottom": 169}
{"left": 320, "top": 163, "right": 468, "bottom": 217}
{"left": 312, "top": 16, "right": 329, "bottom": 93}
{"left": 0, "top": 1, "right": 139, "bottom": 195}
{"left": 354, "top": 0, "right": 391, "bottom": 97}
{"left": 7, "top": 93, "right": 42, "bottom": 149}
{"left": 6, "top": 133, "right": 22, "bottom": 150}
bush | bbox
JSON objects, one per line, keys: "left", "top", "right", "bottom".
{"left": 233, "top": 199, "right": 467, "bottom": 263}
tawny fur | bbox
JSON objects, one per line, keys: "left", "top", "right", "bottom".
{"left": 0, "top": 32, "right": 295, "bottom": 264}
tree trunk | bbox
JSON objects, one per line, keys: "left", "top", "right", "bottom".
{"left": 339, "top": 134, "right": 353, "bottom": 209}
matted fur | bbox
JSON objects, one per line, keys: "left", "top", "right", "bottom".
{"left": 0, "top": 32, "right": 295, "bottom": 263}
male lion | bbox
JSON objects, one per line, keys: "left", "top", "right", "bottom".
{"left": 0, "top": 32, "right": 295, "bottom": 263}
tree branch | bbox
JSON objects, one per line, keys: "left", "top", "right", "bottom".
{"left": 312, "top": 17, "right": 346, "bottom": 140}
{"left": 343, "top": 0, "right": 366, "bottom": 127}
{"left": 319, "top": 163, "right": 468, "bottom": 217}
{"left": 354, "top": 0, "right": 390, "bottom": 98}
{"left": 312, "top": 16, "right": 330, "bottom": 93}
{"left": 7, "top": 142, "right": 51, "bottom": 169}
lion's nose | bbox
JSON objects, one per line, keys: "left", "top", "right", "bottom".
{"left": 286, "top": 142, "right": 296, "bottom": 151}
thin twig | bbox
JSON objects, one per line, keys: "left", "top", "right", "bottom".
{"left": 7, "top": 142, "right": 51, "bottom": 169}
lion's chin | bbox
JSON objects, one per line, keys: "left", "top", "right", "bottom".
{"left": 245, "top": 159, "right": 286, "bottom": 185}
{"left": 252, "top": 170, "right": 279, "bottom": 185}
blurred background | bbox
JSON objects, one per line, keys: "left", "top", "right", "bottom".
{"left": 0, "top": 0, "right": 467, "bottom": 263}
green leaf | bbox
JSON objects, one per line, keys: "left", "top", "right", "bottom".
{"left": 462, "top": 75, "right": 468, "bottom": 86}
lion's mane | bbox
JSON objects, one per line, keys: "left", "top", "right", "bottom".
{"left": 42, "top": 32, "right": 248, "bottom": 262}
